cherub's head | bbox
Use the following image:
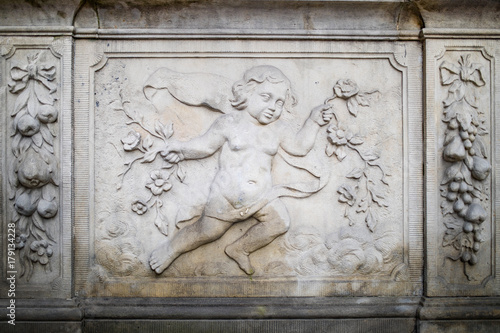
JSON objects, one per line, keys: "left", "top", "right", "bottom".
{"left": 231, "top": 66, "right": 298, "bottom": 124}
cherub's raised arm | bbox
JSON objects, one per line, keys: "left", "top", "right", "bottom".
{"left": 281, "top": 104, "right": 332, "bottom": 156}
{"left": 162, "top": 116, "right": 227, "bottom": 162}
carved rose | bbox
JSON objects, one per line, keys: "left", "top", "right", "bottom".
{"left": 333, "top": 79, "right": 359, "bottom": 99}
{"left": 29, "top": 240, "right": 53, "bottom": 265}
{"left": 327, "top": 123, "right": 351, "bottom": 146}
{"left": 37, "top": 198, "right": 58, "bottom": 219}
{"left": 121, "top": 130, "right": 141, "bottom": 151}
{"left": 131, "top": 200, "right": 148, "bottom": 215}
{"left": 146, "top": 170, "right": 172, "bottom": 196}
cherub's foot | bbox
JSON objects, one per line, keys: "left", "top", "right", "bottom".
{"left": 225, "top": 244, "right": 254, "bottom": 275}
{"left": 149, "top": 242, "right": 176, "bottom": 274}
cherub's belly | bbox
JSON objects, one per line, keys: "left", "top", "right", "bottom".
{"left": 212, "top": 168, "right": 272, "bottom": 209}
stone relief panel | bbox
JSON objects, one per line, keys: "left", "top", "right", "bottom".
{"left": 74, "top": 40, "right": 422, "bottom": 297}
{"left": 426, "top": 40, "right": 500, "bottom": 296}
{"left": 0, "top": 37, "right": 72, "bottom": 298}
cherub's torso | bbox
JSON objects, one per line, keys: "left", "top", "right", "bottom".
{"left": 211, "top": 111, "right": 284, "bottom": 209}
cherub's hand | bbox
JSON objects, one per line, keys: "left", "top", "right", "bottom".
{"left": 160, "top": 140, "right": 184, "bottom": 164}
{"left": 310, "top": 104, "right": 333, "bottom": 126}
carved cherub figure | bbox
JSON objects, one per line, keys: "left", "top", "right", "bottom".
{"left": 149, "top": 65, "right": 332, "bottom": 275}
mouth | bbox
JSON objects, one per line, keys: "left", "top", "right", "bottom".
{"left": 262, "top": 111, "right": 273, "bottom": 119}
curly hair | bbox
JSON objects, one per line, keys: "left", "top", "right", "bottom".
{"left": 231, "top": 65, "right": 298, "bottom": 112}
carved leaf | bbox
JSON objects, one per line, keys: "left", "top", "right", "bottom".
{"left": 441, "top": 163, "right": 461, "bottom": 185}
{"left": 12, "top": 133, "right": 22, "bottom": 157}
{"left": 365, "top": 208, "right": 377, "bottom": 232}
{"left": 154, "top": 201, "right": 168, "bottom": 236}
{"left": 34, "top": 81, "right": 53, "bottom": 105}
{"left": 472, "top": 136, "right": 487, "bottom": 158}
{"left": 461, "top": 162, "right": 472, "bottom": 185}
{"left": 141, "top": 150, "right": 158, "bottom": 163}
{"left": 443, "top": 229, "right": 461, "bottom": 248}
{"left": 356, "top": 199, "right": 368, "bottom": 213}
{"left": 32, "top": 213, "right": 47, "bottom": 232}
{"left": 19, "top": 137, "right": 32, "bottom": 156}
{"left": 370, "top": 187, "right": 389, "bottom": 207}
{"left": 109, "top": 99, "right": 124, "bottom": 111}
{"left": 143, "top": 135, "right": 153, "bottom": 149}
{"left": 347, "top": 97, "right": 358, "bottom": 117}
{"left": 40, "top": 125, "right": 54, "bottom": 146}
{"left": 346, "top": 168, "right": 364, "bottom": 179}
{"left": 443, "top": 131, "right": 456, "bottom": 146}
{"left": 176, "top": 164, "right": 186, "bottom": 183}
{"left": 355, "top": 94, "right": 370, "bottom": 107}
{"left": 12, "top": 89, "right": 30, "bottom": 116}
{"left": 154, "top": 120, "right": 166, "bottom": 138}
{"left": 348, "top": 136, "right": 364, "bottom": 145}
{"left": 32, "top": 132, "right": 43, "bottom": 148}
{"left": 336, "top": 146, "right": 347, "bottom": 161}
{"left": 362, "top": 150, "right": 379, "bottom": 161}
{"left": 27, "top": 93, "right": 37, "bottom": 118}
{"left": 325, "top": 143, "right": 336, "bottom": 157}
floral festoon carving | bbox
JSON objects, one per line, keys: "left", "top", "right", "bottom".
{"left": 8, "top": 53, "right": 59, "bottom": 280}
{"left": 439, "top": 55, "right": 491, "bottom": 279}
{"left": 324, "top": 79, "right": 387, "bottom": 232}
{"left": 112, "top": 92, "right": 185, "bottom": 236}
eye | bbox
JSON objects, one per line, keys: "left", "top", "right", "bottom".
{"left": 276, "top": 100, "right": 284, "bottom": 108}
{"left": 260, "top": 94, "right": 271, "bottom": 101}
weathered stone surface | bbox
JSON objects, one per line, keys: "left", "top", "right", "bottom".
{"left": 0, "top": 0, "right": 499, "bottom": 331}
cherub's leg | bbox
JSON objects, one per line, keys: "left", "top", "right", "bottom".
{"left": 225, "top": 199, "right": 290, "bottom": 275}
{"left": 149, "top": 214, "right": 232, "bottom": 274}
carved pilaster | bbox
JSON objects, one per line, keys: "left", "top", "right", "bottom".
{"left": 425, "top": 39, "right": 500, "bottom": 296}
{"left": 1, "top": 37, "right": 72, "bottom": 298}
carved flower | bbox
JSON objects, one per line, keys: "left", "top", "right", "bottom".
{"left": 338, "top": 184, "right": 357, "bottom": 206}
{"left": 131, "top": 200, "right": 148, "bottom": 215}
{"left": 146, "top": 170, "right": 172, "bottom": 196}
{"left": 121, "top": 130, "right": 142, "bottom": 151}
{"left": 327, "top": 123, "right": 351, "bottom": 146}
{"left": 29, "top": 240, "right": 53, "bottom": 265}
{"left": 333, "top": 79, "right": 359, "bottom": 99}
{"left": 15, "top": 233, "right": 28, "bottom": 249}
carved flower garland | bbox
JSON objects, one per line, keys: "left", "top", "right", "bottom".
{"left": 8, "top": 53, "right": 59, "bottom": 280}
{"left": 439, "top": 55, "right": 490, "bottom": 277}
{"left": 324, "top": 79, "right": 387, "bottom": 232}
{"left": 112, "top": 92, "right": 185, "bottom": 236}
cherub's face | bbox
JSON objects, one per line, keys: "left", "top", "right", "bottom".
{"left": 245, "top": 81, "right": 287, "bottom": 125}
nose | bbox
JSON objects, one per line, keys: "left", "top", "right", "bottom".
{"left": 268, "top": 101, "right": 276, "bottom": 111}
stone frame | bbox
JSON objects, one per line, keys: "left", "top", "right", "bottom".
{"left": 73, "top": 38, "right": 423, "bottom": 298}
